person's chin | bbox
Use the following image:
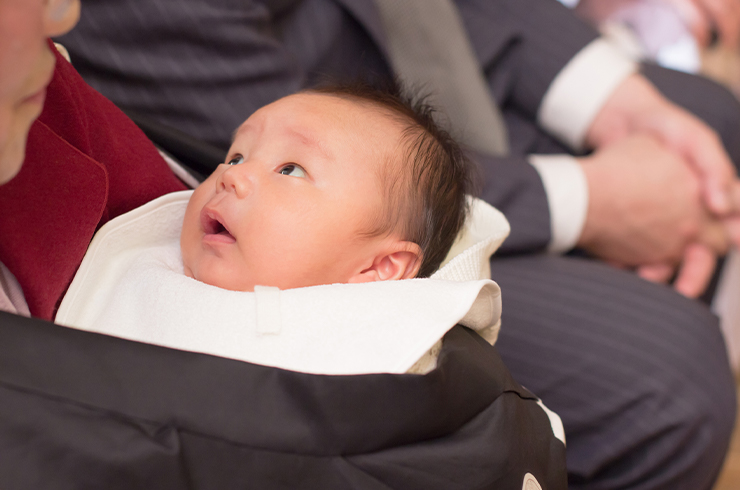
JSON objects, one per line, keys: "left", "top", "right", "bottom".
{"left": 22, "top": 87, "right": 47, "bottom": 110}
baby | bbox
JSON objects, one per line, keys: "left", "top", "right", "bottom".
{"left": 180, "top": 83, "right": 473, "bottom": 291}
{"left": 56, "top": 83, "right": 498, "bottom": 376}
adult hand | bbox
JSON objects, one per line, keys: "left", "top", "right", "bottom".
{"left": 638, "top": 212, "right": 735, "bottom": 297}
{"left": 665, "top": 0, "right": 740, "bottom": 48}
{"left": 577, "top": 135, "right": 730, "bottom": 284}
{"left": 586, "top": 73, "right": 740, "bottom": 219}
{"left": 637, "top": 242, "right": 725, "bottom": 297}
{"left": 574, "top": 0, "right": 740, "bottom": 48}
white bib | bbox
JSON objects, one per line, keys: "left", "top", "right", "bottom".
{"left": 57, "top": 191, "right": 510, "bottom": 375}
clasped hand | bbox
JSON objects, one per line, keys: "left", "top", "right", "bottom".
{"left": 578, "top": 74, "right": 740, "bottom": 298}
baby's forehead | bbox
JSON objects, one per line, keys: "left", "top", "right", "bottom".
{"left": 240, "top": 93, "right": 409, "bottom": 152}
{"left": 286, "top": 92, "right": 409, "bottom": 128}
{"left": 239, "top": 92, "right": 392, "bottom": 128}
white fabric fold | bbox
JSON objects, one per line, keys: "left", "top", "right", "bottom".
{"left": 57, "top": 191, "right": 510, "bottom": 375}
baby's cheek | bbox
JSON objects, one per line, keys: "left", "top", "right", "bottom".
{"left": 179, "top": 209, "right": 201, "bottom": 273}
{"left": 179, "top": 235, "right": 196, "bottom": 279}
{"left": 182, "top": 261, "right": 195, "bottom": 279}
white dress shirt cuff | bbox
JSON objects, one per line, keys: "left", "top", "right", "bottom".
{"left": 529, "top": 154, "right": 589, "bottom": 253}
{"left": 537, "top": 38, "right": 638, "bottom": 151}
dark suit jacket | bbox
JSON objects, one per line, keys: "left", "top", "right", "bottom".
{"left": 58, "top": 0, "right": 740, "bottom": 255}
{"left": 57, "top": 0, "right": 600, "bottom": 255}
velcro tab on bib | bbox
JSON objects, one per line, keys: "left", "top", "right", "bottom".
{"left": 254, "top": 286, "right": 281, "bottom": 335}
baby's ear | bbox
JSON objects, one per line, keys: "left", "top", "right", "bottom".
{"left": 349, "top": 242, "right": 422, "bottom": 283}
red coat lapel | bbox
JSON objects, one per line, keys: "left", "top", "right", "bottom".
{"left": 0, "top": 41, "right": 186, "bottom": 320}
{"left": 0, "top": 121, "right": 108, "bottom": 320}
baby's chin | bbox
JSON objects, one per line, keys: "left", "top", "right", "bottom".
{"left": 181, "top": 262, "right": 256, "bottom": 292}
{"left": 181, "top": 257, "right": 358, "bottom": 292}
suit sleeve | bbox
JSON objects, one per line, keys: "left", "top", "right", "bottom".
{"left": 455, "top": 0, "right": 599, "bottom": 119}
{"left": 57, "top": 0, "right": 567, "bottom": 253}
{"left": 452, "top": 0, "right": 602, "bottom": 252}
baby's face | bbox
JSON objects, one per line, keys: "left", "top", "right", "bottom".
{"left": 181, "top": 93, "right": 403, "bottom": 291}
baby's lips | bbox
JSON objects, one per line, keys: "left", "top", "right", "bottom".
{"left": 201, "top": 208, "right": 227, "bottom": 235}
{"left": 200, "top": 208, "right": 237, "bottom": 244}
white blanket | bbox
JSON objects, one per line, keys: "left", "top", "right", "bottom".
{"left": 56, "top": 191, "right": 511, "bottom": 375}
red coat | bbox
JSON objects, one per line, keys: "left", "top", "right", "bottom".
{"left": 0, "top": 43, "right": 186, "bottom": 320}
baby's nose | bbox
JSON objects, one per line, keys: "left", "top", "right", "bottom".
{"left": 217, "top": 165, "right": 253, "bottom": 198}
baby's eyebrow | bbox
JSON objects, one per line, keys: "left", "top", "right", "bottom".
{"left": 233, "top": 121, "right": 334, "bottom": 161}
{"left": 285, "top": 127, "right": 334, "bottom": 161}
{"left": 231, "top": 124, "right": 247, "bottom": 144}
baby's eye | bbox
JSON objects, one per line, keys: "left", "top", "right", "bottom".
{"left": 227, "top": 154, "right": 244, "bottom": 165}
{"left": 279, "top": 164, "right": 307, "bottom": 178}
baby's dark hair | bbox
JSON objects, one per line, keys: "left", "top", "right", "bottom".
{"left": 307, "top": 81, "right": 475, "bottom": 278}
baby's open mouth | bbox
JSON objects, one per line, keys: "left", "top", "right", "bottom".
{"left": 201, "top": 209, "right": 236, "bottom": 243}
